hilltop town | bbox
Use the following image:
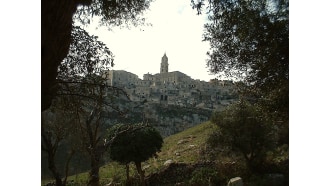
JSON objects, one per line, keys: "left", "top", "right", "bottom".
{"left": 104, "top": 53, "right": 238, "bottom": 110}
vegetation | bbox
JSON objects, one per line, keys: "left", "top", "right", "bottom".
{"left": 41, "top": 121, "right": 216, "bottom": 185}
{"left": 43, "top": 122, "right": 288, "bottom": 185}
{"left": 192, "top": 0, "right": 289, "bottom": 139}
{"left": 42, "top": 0, "right": 153, "bottom": 111}
{"left": 42, "top": 76, "right": 109, "bottom": 186}
{"left": 41, "top": 108, "right": 78, "bottom": 186}
{"left": 42, "top": 25, "right": 128, "bottom": 185}
{"left": 58, "top": 26, "right": 114, "bottom": 80}
{"left": 42, "top": 0, "right": 288, "bottom": 185}
{"left": 208, "top": 99, "right": 274, "bottom": 173}
{"left": 42, "top": 120, "right": 288, "bottom": 185}
{"left": 107, "top": 124, "right": 163, "bottom": 185}
{"left": 192, "top": 0, "right": 289, "bottom": 89}
{"left": 189, "top": 167, "right": 220, "bottom": 185}
{"left": 191, "top": 0, "right": 289, "bottom": 183}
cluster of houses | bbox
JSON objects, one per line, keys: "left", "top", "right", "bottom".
{"left": 104, "top": 53, "right": 237, "bottom": 109}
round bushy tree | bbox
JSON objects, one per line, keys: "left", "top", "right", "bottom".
{"left": 107, "top": 124, "right": 163, "bottom": 185}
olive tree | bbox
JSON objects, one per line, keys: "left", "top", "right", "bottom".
{"left": 208, "top": 99, "right": 274, "bottom": 172}
{"left": 191, "top": 0, "right": 289, "bottom": 145}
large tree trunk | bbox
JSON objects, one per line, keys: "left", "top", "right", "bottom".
{"left": 41, "top": 0, "right": 92, "bottom": 111}
{"left": 42, "top": 0, "right": 77, "bottom": 111}
{"left": 134, "top": 161, "right": 145, "bottom": 186}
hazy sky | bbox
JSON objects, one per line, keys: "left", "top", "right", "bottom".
{"left": 84, "top": 0, "right": 218, "bottom": 82}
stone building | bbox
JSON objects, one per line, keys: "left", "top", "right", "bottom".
{"left": 104, "top": 53, "right": 237, "bottom": 109}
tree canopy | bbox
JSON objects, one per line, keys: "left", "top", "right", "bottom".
{"left": 108, "top": 124, "right": 163, "bottom": 164}
{"left": 42, "top": 0, "right": 153, "bottom": 111}
{"left": 192, "top": 0, "right": 289, "bottom": 132}
{"left": 107, "top": 124, "right": 163, "bottom": 185}
{"left": 209, "top": 99, "right": 274, "bottom": 172}
{"left": 58, "top": 26, "right": 114, "bottom": 80}
{"left": 202, "top": 0, "right": 288, "bottom": 89}
{"left": 42, "top": 27, "right": 130, "bottom": 184}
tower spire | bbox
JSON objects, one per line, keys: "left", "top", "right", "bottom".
{"left": 160, "top": 53, "right": 168, "bottom": 74}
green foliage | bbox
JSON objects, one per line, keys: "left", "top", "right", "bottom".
{"left": 58, "top": 26, "right": 114, "bottom": 80}
{"left": 158, "top": 121, "right": 217, "bottom": 164}
{"left": 264, "top": 144, "right": 289, "bottom": 176}
{"left": 42, "top": 121, "right": 249, "bottom": 185}
{"left": 209, "top": 99, "right": 274, "bottom": 172}
{"left": 189, "top": 167, "right": 220, "bottom": 185}
{"left": 41, "top": 109, "right": 78, "bottom": 182}
{"left": 42, "top": 70, "right": 129, "bottom": 185}
{"left": 202, "top": 0, "right": 288, "bottom": 89}
{"left": 197, "top": 0, "right": 289, "bottom": 139}
{"left": 42, "top": 0, "right": 153, "bottom": 111}
{"left": 215, "top": 159, "right": 249, "bottom": 185}
{"left": 107, "top": 124, "right": 163, "bottom": 165}
{"left": 75, "top": 0, "right": 153, "bottom": 28}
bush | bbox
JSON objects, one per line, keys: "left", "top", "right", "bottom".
{"left": 189, "top": 167, "right": 220, "bottom": 186}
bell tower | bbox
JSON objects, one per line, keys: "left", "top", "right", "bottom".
{"left": 160, "top": 53, "right": 168, "bottom": 74}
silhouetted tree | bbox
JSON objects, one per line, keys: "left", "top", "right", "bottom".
{"left": 192, "top": 0, "right": 289, "bottom": 144}
{"left": 58, "top": 26, "right": 114, "bottom": 80}
{"left": 42, "top": 0, "right": 153, "bottom": 111}
{"left": 63, "top": 75, "right": 121, "bottom": 186}
{"left": 107, "top": 124, "right": 163, "bottom": 186}
{"left": 42, "top": 26, "right": 130, "bottom": 185}
{"left": 208, "top": 99, "right": 274, "bottom": 173}
{"left": 42, "top": 104, "right": 78, "bottom": 186}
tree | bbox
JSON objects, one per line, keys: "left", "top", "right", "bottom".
{"left": 42, "top": 103, "right": 79, "bottom": 186}
{"left": 42, "top": 76, "right": 110, "bottom": 186}
{"left": 192, "top": 0, "right": 289, "bottom": 144}
{"left": 64, "top": 75, "right": 126, "bottom": 186}
{"left": 55, "top": 25, "right": 129, "bottom": 114}
{"left": 42, "top": 25, "right": 131, "bottom": 185}
{"left": 107, "top": 124, "right": 163, "bottom": 186}
{"left": 42, "top": 0, "right": 153, "bottom": 111}
{"left": 192, "top": 0, "right": 288, "bottom": 85}
{"left": 208, "top": 99, "right": 274, "bottom": 173}
{"left": 58, "top": 26, "right": 114, "bottom": 80}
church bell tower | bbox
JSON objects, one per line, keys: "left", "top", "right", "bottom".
{"left": 160, "top": 53, "right": 168, "bottom": 74}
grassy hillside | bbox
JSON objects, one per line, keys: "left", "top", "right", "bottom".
{"left": 42, "top": 121, "right": 218, "bottom": 185}
{"left": 144, "top": 121, "right": 217, "bottom": 172}
{"left": 42, "top": 120, "right": 289, "bottom": 186}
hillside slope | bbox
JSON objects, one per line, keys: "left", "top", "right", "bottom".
{"left": 43, "top": 120, "right": 288, "bottom": 186}
{"left": 42, "top": 121, "right": 217, "bottom": 185}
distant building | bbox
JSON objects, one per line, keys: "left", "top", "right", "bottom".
{"left": 104, "top": 53, "right": 237, "bottom": 109}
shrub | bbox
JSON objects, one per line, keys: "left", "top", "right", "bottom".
{"left": 189, "top": 167, "right": 220, "bottom": 186}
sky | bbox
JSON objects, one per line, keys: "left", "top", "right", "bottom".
{"left": 83, "top": 0, "right": 218, "bottom": 82}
